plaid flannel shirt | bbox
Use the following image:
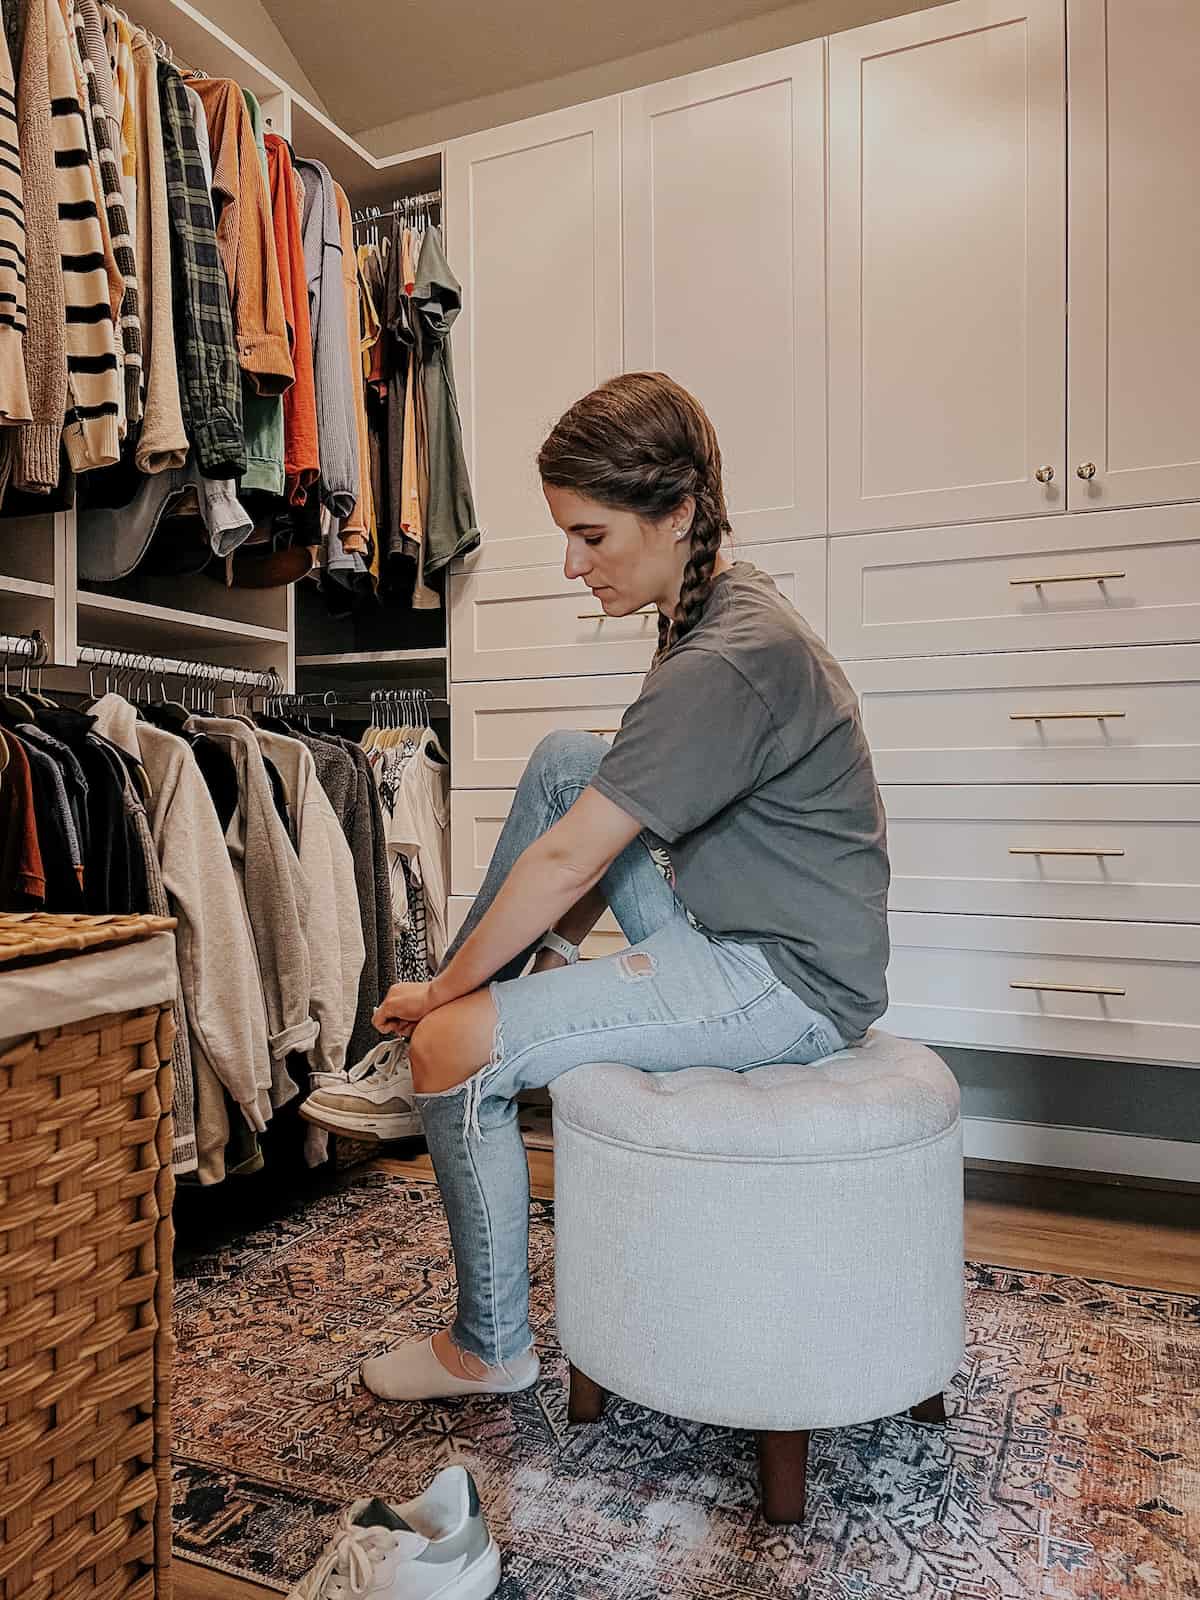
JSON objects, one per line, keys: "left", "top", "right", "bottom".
{"left": 157, "top": 61, "right": 245, "bottom": 477}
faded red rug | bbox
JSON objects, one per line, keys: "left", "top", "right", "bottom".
{"left": 171, "top": 1170, "right": 1200, "bottom": 1597}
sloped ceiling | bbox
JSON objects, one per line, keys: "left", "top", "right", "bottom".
{"left": 260, "top": 0, "right": 797, "bottom": 137}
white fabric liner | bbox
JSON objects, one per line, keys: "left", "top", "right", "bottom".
{"left": 0, "top": 931, "right": 179, "bottom": 1047}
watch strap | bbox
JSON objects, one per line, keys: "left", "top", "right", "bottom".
{"left": 538, "top": 930, "right": 580, "bottom": 965}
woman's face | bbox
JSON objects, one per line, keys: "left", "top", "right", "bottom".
{"left": 543, "top": 484, "right": 692, "bottom": 617}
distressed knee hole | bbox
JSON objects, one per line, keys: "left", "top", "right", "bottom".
{"left": 619, "top": 951, "right": 657, "bottom": 981}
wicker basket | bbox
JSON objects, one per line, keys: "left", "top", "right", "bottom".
{"left": 0, "top": 914, "right": 178, "bottom": 1600}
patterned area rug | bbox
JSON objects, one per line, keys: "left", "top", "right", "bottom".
{"left": 171, "top": 1171, "right": 1200, "bottom": 1598}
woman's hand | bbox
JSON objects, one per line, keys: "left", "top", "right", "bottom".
{"left": 372, "top": 981, "right": 438, "bottom": 1036}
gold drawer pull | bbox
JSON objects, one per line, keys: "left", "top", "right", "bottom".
{"left": 1009, "top": 846, "right": 1125, "bottom": 858}
{"left": 577, "top": 607, "right": 657, "bottom": 621}
{"left": 1010, "top": 570, "right": 1125, "bottom": 587}
{"left": 1010, "top": 980, "right": 1125, "bottom": 998}
{"left": 1009, "top": 710, "right": 1126, "bottom": 721}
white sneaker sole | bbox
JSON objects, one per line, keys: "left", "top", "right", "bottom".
{"left": 299, "top": 1101, "right": 424, "bottom": 1141}
{"left": 437, "top": 1538, "right": 501, "bottom": 1600}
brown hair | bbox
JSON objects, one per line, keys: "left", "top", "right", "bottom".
{"left": 537, "top": 372, "right": 731, "bottom": 657}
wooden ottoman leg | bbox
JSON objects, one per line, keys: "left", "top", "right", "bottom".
{"left": 910, "top": 1392, "right": 947, "bottom": 1424}
{"left": 758, "top": 1430, "right": 810, "bottom": 1524}
{"left": 568, "top": 1364, "right": 606, "bottom": 1423}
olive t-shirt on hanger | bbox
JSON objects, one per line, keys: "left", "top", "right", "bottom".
{"left": 592, "top": 562, "right": 890, "bottom": 1044}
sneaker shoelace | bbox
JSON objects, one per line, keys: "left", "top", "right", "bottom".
{"left": 294, "top": 1519, "right": 425, "bottom": 1599}
{"left": 311, "top": 1040, "right": 413, "bottom": 1095}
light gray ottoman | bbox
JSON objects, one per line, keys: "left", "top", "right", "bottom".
{"left": 549, "top": 1030, "right": 965, "bottom": 1523}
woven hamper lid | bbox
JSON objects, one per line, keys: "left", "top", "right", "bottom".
{"left": 0, "top": 914, "right": 178, "bottom": 1040}
{"left": 0, "top": 911, "right": 177, "bottom": 965}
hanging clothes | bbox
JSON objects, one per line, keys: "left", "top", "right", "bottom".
{"left": 187, "top": 77, "right": 292, "bottom": 396}
{"left": 129, "top": 28, "right": 187, "bottom": 473}
{"left": 3, "top": 0, "right": 66, "bottom": 496}
{"left": 0, "top": 13, "right": 32, "bottom": 427}
{"left": 75, "top": 0, "right": 140, "bottom": 428}
{"left": 237, "top": 88, "right": 286, "bottom": 498}
{"left": 265, "top": 131, "right": 318, "bottom": 505}
{"left": 157, "top": 60, "right": 245, "bottom": 479}
{"left": 297, "top": 156, "right": 358, "bottom": 519}
{"left": 48, "top": 0, "right": 122, "bottom": 471}
{"left": 412, "top": 225, "right": 480, "bottom": 577}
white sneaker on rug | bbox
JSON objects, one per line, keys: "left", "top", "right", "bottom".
{"left": 361, "top": 1336, "right": 540, "bottom": 1401}
{"left": 300, "top": 1039, "right": 423, "bottom": 1141}
{"left": 288, "top": 1466, "right": 501, "bottom": 1600}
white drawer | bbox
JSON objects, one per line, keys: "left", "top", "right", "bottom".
{"left": 829, "top": 505, "right": 1200, "bottom": 660}
{"left": 848, "top": 644, "right": 1200, "bottom": 784}
{"left": 884, "top": 785, "right": 1200, "bottom": 922}
{"left": 884, "top": 913, "right": 1200, "bottom": 1066}
{"left": 450, "top": 539, "right": 827, "bottom": 681}
{"left": 446, "top": 895, "right": 626, "bottom": 960}
{"left": 451, "top": 675, "right": 642, "bottom": 788}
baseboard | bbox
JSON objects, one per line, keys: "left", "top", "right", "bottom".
{"left": 962, "top": 1116, "right": 1200, "bottom": 1185}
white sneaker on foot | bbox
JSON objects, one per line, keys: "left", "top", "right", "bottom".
{"left": 300, "top": 1039, "right": 423, "bottom": 1141}
{"left": 361, "top": 1336, "right": 540, "bottom": 1401}
{"left": 289, "top": 1466, "right": 501, "bottom": 1600}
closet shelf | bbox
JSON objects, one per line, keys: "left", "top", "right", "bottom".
{"left": 0, "top": 575, "right": 55, "bottom": 601}
{"left": 295, "top": 648, "right": 448, "bottom": 669}
{"left": 122, "top": 0, "right": 285, "bottom": 101}
{"left": 78, "top": 592, "right": 290, "bottom": 646}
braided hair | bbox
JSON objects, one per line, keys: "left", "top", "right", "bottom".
{"left": 537, "top": 373, "right": 732, "bottom": 660}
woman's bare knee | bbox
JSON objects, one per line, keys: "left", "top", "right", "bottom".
{"left": 408, "top": 992, "right": 498, "bottom": 1096}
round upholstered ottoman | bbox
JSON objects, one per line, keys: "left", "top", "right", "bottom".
{"left": 549, "top": 1030, "right": 965, "bottom": 1523}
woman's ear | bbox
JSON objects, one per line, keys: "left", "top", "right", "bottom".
{"left": 672, "top": 494, "right": 696, "bottom": 541}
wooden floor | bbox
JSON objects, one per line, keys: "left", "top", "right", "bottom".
{"left": 175, "top": 1154, "right": 1200, "bottom": 1600}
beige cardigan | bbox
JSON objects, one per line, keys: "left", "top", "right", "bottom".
{"left": 90, "top": 696, "right": 274, "bottom": 1176}
{"left": 129, "top": 28, "right": 187, "bottom": 473}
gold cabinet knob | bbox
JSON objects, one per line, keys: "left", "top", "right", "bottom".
{"left": 1034, "top": 465, "right": 1054, "bottom": 483}
{"left": 1077, "top": 462, "right": 1097, "bottom": 480}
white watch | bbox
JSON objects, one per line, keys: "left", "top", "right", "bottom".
{"left": 537, "top": 930, "right": 580, "bottom": 965}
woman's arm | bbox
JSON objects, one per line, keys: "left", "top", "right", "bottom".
{"left": 429, "top": 786, "right": 642, "bottom": 1007}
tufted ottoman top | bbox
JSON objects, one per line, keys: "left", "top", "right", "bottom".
{"left": 549, "top": 1030, "right": 959, "bottom": 1161}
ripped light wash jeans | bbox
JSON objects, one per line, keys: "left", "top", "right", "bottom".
{"left": 417, "top": 731, "right": 845, "bottom": 1367}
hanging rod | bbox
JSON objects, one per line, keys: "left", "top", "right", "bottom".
{"left": 0, "top": 630, "right": 48, "bottom": 665}
{"left": 76, "top": 645, "right": 283, "bottom": 693}
{"left": 354, "top": 191, "right": 442, "bottom": 224}
{"left": 275, "top": 689, "right": 449, "bottom": 710}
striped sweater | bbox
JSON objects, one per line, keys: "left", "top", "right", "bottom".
{"left": 47, "top": 0, "right": 121, "bottom": 469}
{"left": 74, "top": 0, "right": 140, "bottom": 426}
{"left": 0, "top": 9, "right": 32, "bottom": 424}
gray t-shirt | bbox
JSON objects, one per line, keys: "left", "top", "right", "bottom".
{"left": 592, "top": 562, "right": 890, "bottom": 1042}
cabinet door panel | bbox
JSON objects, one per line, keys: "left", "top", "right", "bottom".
{"left": 446, "top": 102, "right": 622, "bottom": 572}
{"left": 623, "top": 45, "right": 826, "bottom": 543}
{"left": 829, "top": 0, "right": 1066, "bottom": 532}
{"left": 1068, "top": 0, "right": 1200, "bottom": 509}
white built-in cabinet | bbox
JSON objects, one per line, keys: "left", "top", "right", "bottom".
{"left": 1067, "top": 0, "right": 1200, "bottom": 510}
{"left": 827, "top": 0, "right": 1067, "bottom": 534}
{"left": 443, "top": 0, "right": 1200, "bottom": 1177}
{"left": 446, "top": 100, "right": 623, "bottom": 573}
{"left": 622, "top": 45, "right": 827, "bottom": 544}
